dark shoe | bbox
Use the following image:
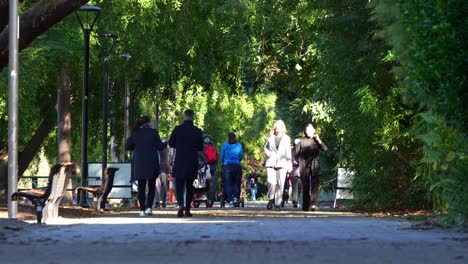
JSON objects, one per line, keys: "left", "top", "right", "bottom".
{"left": 185, "top": 209, "right": 192, "bottom": 217}
{"left": 161, "top": 202, "right": 166, "bottom": 208}
{"left": 177, "top": 207, "right": 184, "bottom": 217}
{"left": 311, "top": 205, "right": 317, "bottom": 212}
{"left": 155, "top": 202, "right": 160, "bottom": 208}
{"left": 275, "top": 206, "right": 281, "bottom": 211}
{"left": 280, "top": 201, "right": 285, "bottom": 208}
{"left": 267, "top": 200, "right": 274, "bottom": 210}
{"left": 293, "top": 203, "right": 298, "bottom": 208}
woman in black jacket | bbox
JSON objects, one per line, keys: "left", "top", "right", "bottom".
{"left": 295, "top": 123, "right": 327, "bottom": 211}
{"left": 126, "top": 116, "right": 167, "bottom": 216}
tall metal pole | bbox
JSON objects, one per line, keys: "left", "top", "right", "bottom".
{"left": 79, "top": 28, "right": 91, "bottom": 207}
{"left": 8, "top": 0, "right": 19, "bottom": 219}
{"left": 102, "top": 53, "right": 109, "bottom": 177}
{"left": 124, "top": 78, "right": 130, "bottom": 161}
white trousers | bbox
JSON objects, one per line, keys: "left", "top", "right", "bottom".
{"left": 266, "top": 168, "right": 287, "bottom": 207}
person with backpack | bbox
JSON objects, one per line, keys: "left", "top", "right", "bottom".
{"left": 203, "top": 135, "right": 218, "bottom": 204}
{"left": 220, "top": 132, "right": 244, "bottom": 207}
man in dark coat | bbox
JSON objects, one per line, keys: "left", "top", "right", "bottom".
{"left": 126, "top": 116, "right": 167, "bottom": 216}
{"left": 295, "top": 123, "right": 327, "bottom": 212}
{"left": 169, "top": 109, "right": 203, "bottom": 217}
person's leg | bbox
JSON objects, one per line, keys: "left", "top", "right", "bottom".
{"left": 291, "top": 176, "right": 299, "bottom": 204}
{"left": 155, "top": 176, "right": 161, "bottom": 206}
{"left": 252, "top": 185, "right": 257, "bottom": 201}
{"left": 223, "top": 165, "right": 233, "bottom": 203}
{"left": 232, "top": 165, "right": 241, "bottom": 203}
{"left": 301, "top": 170, "right": 311, "bottom": 211}
{"left": 210, "top": 165, "right": 216, "bottom": 201}
{"left": 146, "top": 177, "right": 157, "bottom": 209}
{"left": 310, "top": 172, "right": 319, "bottom": 209}
{"left": 274, "top": 169, "right": 286, "bottom": 208}
{"left": 137, "top": 179, "right": 147, "bottom": 212}
{"left": 185, "top": 178, "right": 195, "bottom": 216}
{"left": 160, "top": 173, "right": 168, "bottom": 205}
{"left": 175, "top": 178, "right": 186, "bottom": 208}
{"left": 266, "top": 168, "right": 276, "bottom": 201}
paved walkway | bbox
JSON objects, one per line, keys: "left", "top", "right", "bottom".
{"left": 1, "top": 202, "right": 467, "bottom": 264}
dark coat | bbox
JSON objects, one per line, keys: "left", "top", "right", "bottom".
{"left": 169, "top": 120, "right": 203, "bottom": 179}
{"left": 295, "top": 137, "right": 327, "bottom": 178}
{"left": 125, "top": 125, "right": 167, "bottom": 181}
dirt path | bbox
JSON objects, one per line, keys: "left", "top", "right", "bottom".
{"left": 1, "top": 203, "right": 467, "bottom": 264}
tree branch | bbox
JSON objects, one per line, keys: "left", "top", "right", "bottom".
{"left": 0, "top": 0, "right": 90, "bottom": 71}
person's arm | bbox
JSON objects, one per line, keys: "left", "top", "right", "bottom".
{"left": 154, "top": 130, "right": 168, "bottom": 150}
{"left": 168, "top": 127, "right": 177, "bottom": 148}
{"left": 194, "top": 129, "right": 204, "bottom": 152}
{"left": 313, "top": 134, "right": 328, "bottom": 151}
{"left": 239, "top": 143, "right": 244, "bottom": 162}
{"left": 264, "top": 137, "right": 272, "bottom": 157}
{"left": 220, "top": 144, "right": 226, "bottom": 163}
{"left": 125, "top": 135, "right": 135, "bottom": 151}
{"left": 285, "top": 136, "right": 293, "bottom": 172}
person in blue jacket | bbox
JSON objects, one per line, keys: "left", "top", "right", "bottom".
{"left": 220, "top": 132, "right": 244, "bottom": 207}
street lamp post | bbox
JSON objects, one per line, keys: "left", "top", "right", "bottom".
{"left": 75, "top": 4, "right": 100, "bottom": 207}
{"left": 119, "top": 54, "right": 131, "bottom": 162}
{"left": 98, "top": 31, "right": 118, "bottom": 178}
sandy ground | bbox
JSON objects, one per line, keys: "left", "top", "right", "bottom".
{"left": 0, "top": 202, "right": 467, "bottom": 264}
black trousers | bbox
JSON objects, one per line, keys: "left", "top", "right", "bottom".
{"left": 137, "top": 177, "right": 157, "bottom": 211}
{"left": 176, "top": 178, "right": 195, "bottom": 208}
{"left": 301, "top": 169, "right": 319, "bottom": 210}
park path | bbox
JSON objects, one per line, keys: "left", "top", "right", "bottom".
{"left": 1, "top": 202, "right": 467, "bottom": 264}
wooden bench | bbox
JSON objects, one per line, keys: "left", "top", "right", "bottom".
{"left": 11, "top": 162, "right": 75, "bottom": 224}
{"left": 75, "top": 167, "right": 119, "bottom": 211}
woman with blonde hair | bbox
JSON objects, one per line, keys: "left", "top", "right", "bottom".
{"left": 264, "top": 120, "right": 293, "bottom": 211}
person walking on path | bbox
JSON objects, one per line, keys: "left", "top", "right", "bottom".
{"left": 203, "top": 134, "right": 218, "bottom": 204}
{"left": 295, "top": 123, "right": 327, "bottom": 211}
{"left": 247, "top": 169, "right": 259, "bottom": 202}
{"left": 290, "top": 141, "right": 302, "bottom": 208}
{"left": 264, "top": 120, "right": 292, "bottom": 211}
{"left": 169, "top": 109, "right": 204, "bottom": 217}
{"left": 220, "top": 132, "right": 244, "bottom": 207}
{"left": 155, "top": 141, "right": 170, "bottom": 208}
{"left": 125, "top": 116, "right": 167, "bottom": 216}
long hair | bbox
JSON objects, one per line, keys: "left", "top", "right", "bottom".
{"left": 272, "top": 120, "right": 287, "bottom": 134}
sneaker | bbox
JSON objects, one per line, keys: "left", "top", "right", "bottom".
{"left": 155, "top": 203, "right": 160, "bottom": 208}
{"left": 229, "top": 201, "right": 234, "bottom": 208}
{"left": 139, "top": 211, "right": 145, "bottom": 217}
{"left": 145, "top": 208, "right": 152, "bottom": 216}
{"left": 161, "top": 202, "right": 166, "bottom": 208}
{"left": 311, "top": 205, "right": 317, "bottom": 211}
{"left": 293, "top": 203, "right": 298, "bottom": 208}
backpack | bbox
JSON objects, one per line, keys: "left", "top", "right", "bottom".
{"left": 204, "top": 144, "right": 218, "bottom": 164}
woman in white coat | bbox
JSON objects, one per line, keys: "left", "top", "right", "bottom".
{"left": 264, "top": 120, "right": 293, "bottom": 211}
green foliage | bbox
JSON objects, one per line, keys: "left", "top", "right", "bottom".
{"left": 373, "top": 0, "right": 468, "bottom": 224}
{"left": 1, "top": 0, "right": 465, "bottom": 222}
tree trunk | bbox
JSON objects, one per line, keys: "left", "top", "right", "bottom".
{"left": 57, "top": 63, "right": 73, "bottom": 205}
{"left": 17, "top": 110, "right": 55, "bottom": 177}
{"left": 0, "top": 0, "right": 90, "bottom": 71}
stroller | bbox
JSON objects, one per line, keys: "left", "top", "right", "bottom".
{"left": 192, "top": 163, "right": 213, "bottom": 208}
